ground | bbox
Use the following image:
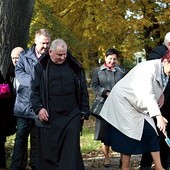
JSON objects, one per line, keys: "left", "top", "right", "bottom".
{"left": 5, "top": 116, "right": 154, "bottom": 170}
{"left": 82, "top": 117, "right": 155, "bottom": 170}
{"left": 83, "top": 153, "right": 145, "bottom": 170}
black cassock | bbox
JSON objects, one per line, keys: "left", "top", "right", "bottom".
{"left": 37, "top": 61, "right": 85, "bottom": 170}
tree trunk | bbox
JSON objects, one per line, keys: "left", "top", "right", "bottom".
{"left": 0, "top": 0, "right": 34, "bottom": 76}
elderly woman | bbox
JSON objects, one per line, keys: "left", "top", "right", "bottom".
{"left": 100, "top": 50, "right": 170, "bottom": 170}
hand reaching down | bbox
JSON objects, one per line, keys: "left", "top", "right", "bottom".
{"left": 38, "top": 108, "right": 49, "bottom": 122}
{"left": 156, "top": 115, "right": 168, "bottom": 133}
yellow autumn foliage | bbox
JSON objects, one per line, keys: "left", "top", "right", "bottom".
{"left": 30, "top": 0, "right": 170, "bottom": 74}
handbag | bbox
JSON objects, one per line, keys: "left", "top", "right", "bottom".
{"left": 0, "top": 83, "right": 11, "bottom": 98}
{"left": 90, "top": 96, "right": 105, "bottom": 119}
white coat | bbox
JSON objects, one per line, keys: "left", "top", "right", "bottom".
{"left": 100, "top": 59, "right": 167, "bottom": 140}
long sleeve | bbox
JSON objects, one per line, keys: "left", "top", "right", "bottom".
{"left": 79, "top": 70, "right": 90, "bottom": 119}
{"left": 91, "top": 67, "right": 106, "bottom": 97}
{"left": 15, "top": 54, "right": 32, "bottom": 87}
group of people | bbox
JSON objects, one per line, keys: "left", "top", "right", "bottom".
{"left": 139, "top": 32, "right": 170, "bottom": 170}
{"left": 1, "top": 28, "right": 170, "bottom": 170}
{"left": 91, "top": 32, "right": 170, "bottom": 170}
{"left": 0, "top": 29, "right": 89, "bottom": 170}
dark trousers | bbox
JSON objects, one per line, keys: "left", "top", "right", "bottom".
{"left": 0, "top": 134, "right": 6, "bottom": 168}
{"left": 10, "top": 117, "right": 37, "bottom": 170}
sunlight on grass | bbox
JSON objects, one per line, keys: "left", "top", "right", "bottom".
{"left": 5, "top": 135, "right": 15, "bottom": 167}
{"left": 80, "top": 89, "right": 101, "bottom": 155}
{"left": 80, "top": 116, "right": 103, "bottom": 160}
{"left": 80, "top": 126, "right": 101, "bottom": 153}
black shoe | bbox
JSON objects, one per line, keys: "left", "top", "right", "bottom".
{"left": 103, "top": 163, "right": 112, "bottom": 168}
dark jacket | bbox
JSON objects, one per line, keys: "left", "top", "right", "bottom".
{"left": 0, "top": 70, "right": 16, "bottom": 136}
{"left": 30, "top": 51, "right": 90, "bottom": 126}
{"left": 14, "top": 45, "right": 38, "bottom": 118}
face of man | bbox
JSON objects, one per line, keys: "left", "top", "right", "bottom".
{"left": 11, "top": 47, "right": 23, "bottom": 66}
{"left": 35, "top": 35, "right": 50, "bottom": 55}
{"left": 49, "top": 46, "right": 67, "bottom": 64}
{"left": 11, "top": 55, "right": 19, "bottom": 66}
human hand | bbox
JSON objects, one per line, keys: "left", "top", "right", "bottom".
{"left": 156, "top": 115, "right": 168, "bottom": 133}
{"left": 38, "top": 108, "right": 49, "bottom": 122}
{"left": 157, "top": 94, "right": 164, "bottom": 108}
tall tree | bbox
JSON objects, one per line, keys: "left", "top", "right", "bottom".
{"left": 0, "top": 0, "right": 34, "bottom": 76}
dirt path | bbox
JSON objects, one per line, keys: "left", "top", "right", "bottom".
{"left": 83, "top": 153, "right": 145, "bottom": 170}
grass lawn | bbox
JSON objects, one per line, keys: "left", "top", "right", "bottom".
{"left": 81, "top": 116, "right": 101, "bottom": 157}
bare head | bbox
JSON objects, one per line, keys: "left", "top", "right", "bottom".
{"left": 11, "top": 47, "right": 24, "bottom": 66}
{"left": 49, "top": 39, "right": 67, "bottom": 64}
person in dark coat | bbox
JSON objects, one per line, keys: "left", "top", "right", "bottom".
{"left": 91, "top": 48, "right": 125, "bottom": 168}
{"left": 10, "top": 29, "right": 51, "bottom": 170}
{"left": 140, "top": 32, "right": 170, "bottom": 170}
{"left": 30, "top": 39, "right": 90, "bottom": 170}
{"left": 0, "top": 71, "right": 10, "bottom": 170}
{"left": 7, "top": 47, "right": 30, "bottom": 169}
{"left": 0, "top": 47, "right": 24, "bottom": 169}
